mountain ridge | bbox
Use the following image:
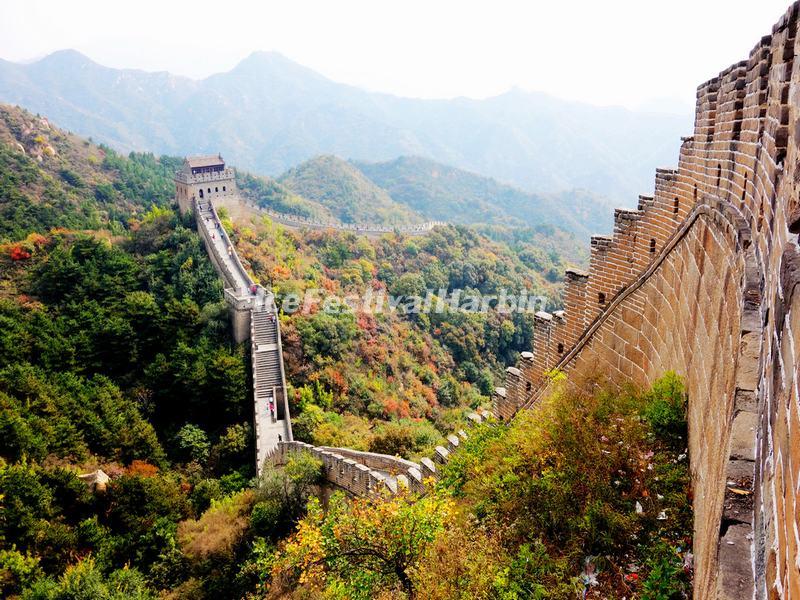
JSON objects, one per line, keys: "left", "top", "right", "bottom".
{"left": 352, "top": 155, "right": 615, "bottom": 237}
{"left": 0, "top": 49, "right": 691, "bottom": 204}
{"left": 277, "top": 155, "right": 421, "bottom": 225}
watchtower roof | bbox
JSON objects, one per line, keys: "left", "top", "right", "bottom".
{"left": 185, "top": 154, "right": 225, "bottom": 169}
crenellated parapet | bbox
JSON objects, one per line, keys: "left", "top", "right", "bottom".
{"left": 586, "top": 235, "right": 613, "bottom": 321}
{"left": 495, "top": 3, "right": 800, "bottom": 598}
{"left": 562, "top": 270, "right": 589, "bottom": 348}
{"left": 269, "top": 409, "right": 493, "bottom": 497}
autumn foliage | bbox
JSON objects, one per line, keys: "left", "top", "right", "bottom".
{"left": 269, "top": 374, "right": 692, "bottom": 599}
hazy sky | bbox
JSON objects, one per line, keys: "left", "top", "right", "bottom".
{"left": 0, "top": 0, "right": 792, "bottom": 111}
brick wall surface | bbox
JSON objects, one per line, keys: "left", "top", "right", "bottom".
{"left": 494, "top": 3, "right": 800, "bottom": 598}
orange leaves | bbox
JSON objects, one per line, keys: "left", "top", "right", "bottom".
{"left": 126, "top": 460, "right": 159, "bottom": 477}
{"left": 321, "top": 277, "right": 338, "bottom": 293}
{"left": 271, "top": 264, "right": 291, "bottom": 281}
{"left": 356, "top": 311, "right": 377, "bottom": 334}
{"left": 380, "top": 397, "right": 411, "bottom": 419}
{"left": 26, "top": 233, "right": 48, "bottom": 247}
{"left": 317, "top": 366, "right": 348, "bottom": 397}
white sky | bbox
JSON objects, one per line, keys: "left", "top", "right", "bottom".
{"left": 0, "top": 0, "right": 792, "bottom": 111}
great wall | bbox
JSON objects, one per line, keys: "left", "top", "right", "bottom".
{"left": 493, "top": 4, "right": 800, "bottom": 598}
{"left": 175, "top": 158, "right": 293, "bottom": 472}
{"left": 269, "top": 408, "right": 492, "bottom": 497}
{"left": 174, "top": 155, "right": 489, "bottom": 498}
{"left": 248, "top": 203, "right": 445, "bottom": 237}
{"left": 177, "top": 5, "right": 800, "bottom": 595}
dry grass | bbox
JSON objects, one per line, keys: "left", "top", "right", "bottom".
{"left": 178, "top": 490, "right": 255, "bottom": 562}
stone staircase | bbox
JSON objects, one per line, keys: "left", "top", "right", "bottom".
{"left": 251, "top": 304, "right": 292, "bottom": 472}
{"left": 253, "top": 312, "right": 282, "bottom": 388}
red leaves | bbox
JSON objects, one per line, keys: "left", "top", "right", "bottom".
{"left": 6, "top": 234, "right": 48, "bottom": 261}
{"left": 356, "top": 311, "right": 377, "bottom": 334}
{"left": 9, "top": 245, "right": 32, "bottom": 261}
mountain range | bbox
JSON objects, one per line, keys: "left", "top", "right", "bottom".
{"left": 277, "top": 155, "right": 420, "bottom": 226}
{"left": 0, "top": 49, "right": 692, "bottom": 205}
{"left": 353, "top": 155, "right": 614, "bottom": 235}
{"left": 233, "top": 153, "right": 612, "bottom": 238}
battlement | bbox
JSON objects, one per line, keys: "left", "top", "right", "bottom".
{"left": 174, "top": 168, "right": 235, "bottom": 185}
{"left": 494, "top": 3, "right": 800, "bottom": 597}
{"left": 268, "top": 409, "right": 492, "bottom": 496}
{"left": 174, "top": 155, "right": 237, "bottom": 214}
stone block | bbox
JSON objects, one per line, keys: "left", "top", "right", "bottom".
{"left": 730, "top": 411, "right": 758, "bottom": 461}
{"left": 433, "top": 445, "right": 450, "bottom": 465}
{"left": 420, "top": 457, "right": 437, "bottom": 479}
{"left": 717, "top": 523, "right": 756, "bottom": 599}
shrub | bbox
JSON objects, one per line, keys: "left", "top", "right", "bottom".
{"left": 640, "top": 541, "right": 690, "bottom": 599}
{"left": 272, "top": 491, "right": 453, "bottom": 599}
{"left": 642, "top": 371, "right": 687, "bottom": 448}
{"left": 58, "top": 169, "right": 83, "bottom": 188}
{"left": 23, "top": 557, "right": 155, "bottom": 600}
{"left": 433, "top": 373, "right": 693, "bottom": 596}
{"left": 254, "top": 452, "right": 322, "bottom": 540}
{"left": 189, "top": 479, "right": 223, "bottom": 514}
{"left": 0, "top": 548, "right": 42, "bottom": 596}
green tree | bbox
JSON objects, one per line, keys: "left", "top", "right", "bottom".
{"left": 253, "top": 452, "right": 322, "bottom": 539}
{"left": 272, "top": 491, "right": 452, "bottom": 599}
{"left": 22, "top": 557, "right": 155, "bottom": 600}
{"left": 174, "top": 424, "right": 210, "bottom": 464}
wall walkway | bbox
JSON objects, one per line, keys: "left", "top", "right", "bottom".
{"left": 193, "top": 198, "right": 293, "bottom": 472}
{"left": 268, "top": 409, "right": 491, "bottom": 496}
{"left": 238, "top": 198, "right": 445, "bottom": 236}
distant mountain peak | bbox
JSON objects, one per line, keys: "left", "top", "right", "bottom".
{"left": 36, "top": 49, "right": 95, "bottom": 67}
{"left": 255, "top": 50, "right": 294, "bottom": 61}
{"left": 228, "top": 50, "right": 326, "bottom": 82}
{"left": 236, "top": 50, "right": 293, "bottom": 67}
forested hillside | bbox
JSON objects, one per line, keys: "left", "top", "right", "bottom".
{"left": 354, "top": 155, "right": 615, "bottom": 237}
{"left": 0, "top": 106, "right": 264, "bottom": 598}
{"left": 0, "top": 105, "right": 181, "bottom": 243}
{"left": 223, "top": 211, "right": 573, "bottom": 455}
{"left": 235, "top": 169, "right": 335, "bottom": 221}
{"left": 0, "top": 106, "right": 595, "bottom": 598}
{"left": 278, "top": 155, "right": 421, "bottom": 225}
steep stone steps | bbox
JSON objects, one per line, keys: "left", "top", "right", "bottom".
{"left": 250, "top": 306, "right": 292, "bottom": 469}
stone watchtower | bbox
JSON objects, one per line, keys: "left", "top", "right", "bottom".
{"left": 174, "top": 154, "right": 236, "bottom": 215}
{"left": 173, "top": 154, "right": 252, "bottom": 342}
